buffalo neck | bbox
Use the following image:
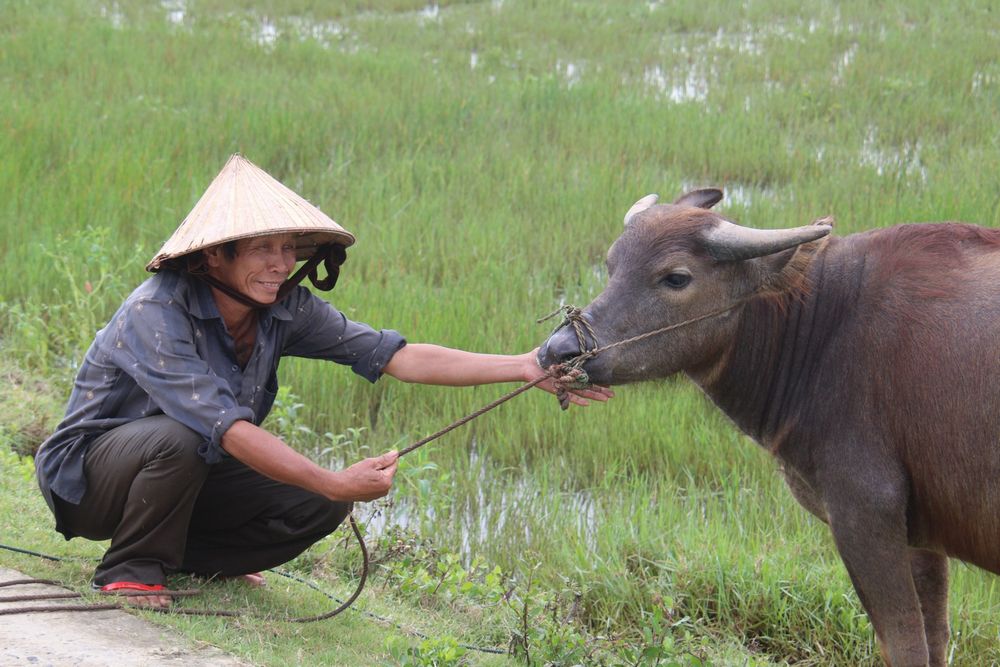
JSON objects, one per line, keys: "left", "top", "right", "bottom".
{"left": 694, "top": 238, "right": 857, "bottom": 450}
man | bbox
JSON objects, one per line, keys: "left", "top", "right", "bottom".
{"left": 35, "top": 155, "right": 610, "bottom": 608}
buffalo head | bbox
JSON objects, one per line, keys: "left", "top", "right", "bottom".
{"left": 538, "top": 189, "right": 832, "bottom": 385}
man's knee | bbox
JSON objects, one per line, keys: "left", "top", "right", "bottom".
{"left": 65, "top": 417, "right": 209, "bottom": 541}
{"left": 127, "top": 416, "right": 208, "bottom": 475}
{"left": 146, "top": 415, "right": 203, "bottom": 452}
{"left": 86, "top": 415, "right": 210, "bottom": 488}
{"left": 322, "top": 500, "right": 353, "bottom": 534}
{"left": 292, "top": 497, "right": 352, "bottom": 537}
{"left": 150, "top": 416, "right": 209, "bottom": 475}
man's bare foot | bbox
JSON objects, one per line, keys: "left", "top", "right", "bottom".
{"left": 233, "top": 572, "right": 266, "bottom": 587}
{"left": 192, "top": 571, "right": 266, "bottom": 588}
{"left": 98, "top": 582, "right": 172, "bottom": 608}
{"left": 121, "top": 592, "right": 173, "bottom": 608}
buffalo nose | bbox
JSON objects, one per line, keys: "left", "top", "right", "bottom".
{"left": 537, "top": 327, "right": 583, "bottom": 369}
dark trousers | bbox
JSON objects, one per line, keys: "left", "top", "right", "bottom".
{"left": 54, "top": 415, "right": 351, "bottom": 586}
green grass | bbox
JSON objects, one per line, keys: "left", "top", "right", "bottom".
{"left": 3, "top": 0, "right": 1000, "bottom": 664}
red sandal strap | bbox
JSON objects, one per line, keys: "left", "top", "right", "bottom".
{"left": 100, "top": 581, "right": 165, "bottom": 592}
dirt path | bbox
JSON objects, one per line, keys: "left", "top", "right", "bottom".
{"left": 0, "top": 567, "right": 252, "bottom": 666}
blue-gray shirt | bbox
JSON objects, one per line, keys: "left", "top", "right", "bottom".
{"left": 36, "top": 270, "right": 405, "bottom": 514}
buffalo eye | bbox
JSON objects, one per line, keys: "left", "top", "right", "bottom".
{"left": 660, "top": 272, "right": 691, "bottom": 289}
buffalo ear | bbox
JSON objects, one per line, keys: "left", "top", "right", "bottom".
{"left": 673, "top": 188, "right": 723, "bottom": 210}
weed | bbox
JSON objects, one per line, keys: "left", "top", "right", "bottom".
{"left": 0, "top": 226, "right": 134, "bottom": 379}
{"left": 389, "top": 635, "right": 469, "bottom": 667}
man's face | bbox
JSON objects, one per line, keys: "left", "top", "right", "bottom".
{"left": 205, "top": 233, "right": 298, "bottom": 304}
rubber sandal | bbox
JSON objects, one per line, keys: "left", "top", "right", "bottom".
{"left": 99, "top": 581, "right": 166, "bottom": 592}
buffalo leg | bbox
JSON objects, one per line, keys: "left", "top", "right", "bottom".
{"left": 825, "top": 497, "right": 928, "bottom": 665}
{"left": 909, "top": 549, "right": 949, "bottom": 666}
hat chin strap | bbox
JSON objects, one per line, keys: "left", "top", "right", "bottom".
{"left": 197, "top": 244, "right": 346, "bottom": 309}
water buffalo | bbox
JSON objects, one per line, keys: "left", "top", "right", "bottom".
{"left": 538, "top": 189, "right": 1000, "bottom": 666}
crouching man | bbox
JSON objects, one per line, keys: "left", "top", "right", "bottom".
{"left": 35, "top": 155, "right": 610, "bottom": 607}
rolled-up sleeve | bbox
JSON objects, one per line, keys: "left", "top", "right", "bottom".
{"left": 282, "top": 291, "right": 406, "bottom": 383}
{"left": 108, "top": 298, "right": 255, "bottom": 464}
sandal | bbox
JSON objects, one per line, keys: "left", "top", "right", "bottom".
{"left": 98, "top": 581, "right": 165, "bottom": 593}
{"left": 97, "top": 581, "right": 172, "bottom": 608}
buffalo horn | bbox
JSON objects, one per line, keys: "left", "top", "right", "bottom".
{"left": 704, "top": 219, "right": 833, "bottom": 261}
{"left": 623, "top": 194, "right": 659, "bottom": 226}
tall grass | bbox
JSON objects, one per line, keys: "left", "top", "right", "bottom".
{"left": 3, "top": 0, "right": 1000, "bottom": 663}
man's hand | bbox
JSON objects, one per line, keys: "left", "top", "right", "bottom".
{"left": 328, "top": 450, "right": 399, "bottom": 502}
{"left": 223, "top": 421, "right": 400, "bottom": 503}
{"left": 523, "top": 348, "right": 614, "bottom": 407}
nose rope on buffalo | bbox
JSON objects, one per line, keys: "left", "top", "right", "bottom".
{"left": 537, "top": 295, "right": 755, "bottom": 407}
{"left": 0, "top": 295, "right": 753, "bottom": 623}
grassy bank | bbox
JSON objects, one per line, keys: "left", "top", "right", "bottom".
{"left": 3, "top": 0, "right": 1000, "bottom": 664}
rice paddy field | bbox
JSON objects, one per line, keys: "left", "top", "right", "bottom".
{"left": 2, "top": 0, "right": 1000, "bottom": 664}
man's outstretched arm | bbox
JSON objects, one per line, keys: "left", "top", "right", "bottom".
{"left": 382, "top": 343, "right": 613, "bottom": 407}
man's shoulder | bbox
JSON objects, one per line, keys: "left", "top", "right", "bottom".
{"left": 126, "top": 271, "right": 212, "bottom": 315}
{"left": 127, "top": 270, "right": 186, "bottom": 302}
{"left": 277, "top": 284, "right": 335, "bottom": 317}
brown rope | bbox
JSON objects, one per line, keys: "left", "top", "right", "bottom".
{"left": 0, "top": 603, "right": 122, "bottom": 615}
{"left": 0, "top": 586, "right": 202, "bottom": 616}
{"left": 567, "top": 299, "right": 744, "bottom": 360}
{"left": 1, "top": 589, "right": 202, "bottom": 603}
{"left": 398, "top": 374, "right": 551, "bottom": 457}
{"left": 0, "top": 578, "right": 63, "bottom": 588}
{"left": 286, "top": 513, "right": 368, "bottom": 623}
{"left": 0, "top": 518, "right": 367, "bottom": 622}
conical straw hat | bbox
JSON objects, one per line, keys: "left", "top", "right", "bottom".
{"left": 147, "top": 154, "right": 355, "bottom": 272}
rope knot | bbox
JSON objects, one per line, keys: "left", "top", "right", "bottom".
{"left": 545, "top": 363, "right": 591, "bottom": 411}
{"left": 537, "top": 304, "right": 600, "bottom": 356}
{"left": 537, "top": 304, "right": 600, "bottom": 410}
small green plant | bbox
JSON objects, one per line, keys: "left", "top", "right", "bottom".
{"left": 388, "top": 635, "right": 468, "bottom": 667}
{"left": 503, "top": 559, "right": 591, "bottom": 666}
{"left": 262, "top": 385, "right": 316, "bottom": 450}
{"left": 0, "top": 303, "right": 52, "bottom": 373}
{"left": 261, "top": 385, "right": 367, "bottom": 466}
{"left": 614, "top": 606, "right": 712, "bottom": 667}
{"left": 0, "top": 440, "right": 36, "bottom": 483}
{"left": 0, "top": 226, "right": 133, "bottom": 378}
{"left": 0, "top": 358, "right": 63, "bottom": 456}
{"left": 377, "top": 525, "right": 506, "bottom": 608}
{"left": 387, "top": 549, "right": 505, "bottom": 607}
{"left": 394, "top": 442, "right": 453, "bottom": 512}
{"left": 316, "top": 425, "right": 368, "bottom": 467}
